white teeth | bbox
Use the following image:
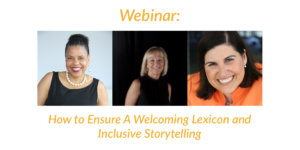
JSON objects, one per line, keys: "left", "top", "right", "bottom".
{"left": 72, "top": 68, "right": 80, "bottom": 71}
{"left": 219, "top": 76, "right": 233, "bottom": 84}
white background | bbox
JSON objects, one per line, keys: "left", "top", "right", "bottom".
{"left": 1, "top": 0, "right": 300, "bottom": 149}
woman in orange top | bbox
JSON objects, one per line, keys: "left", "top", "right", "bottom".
{"left": 188, "top": 31, "right": 262, "bottom": 106}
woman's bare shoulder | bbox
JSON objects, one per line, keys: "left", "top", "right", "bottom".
{"left": 40, "top": 72, "right": 54, "bottom": 83}
{"left": 97, "top": 79, "right": 105, "bottom": 88}
{"left": 132, "top": 79, "right": 141, "bottom": 86}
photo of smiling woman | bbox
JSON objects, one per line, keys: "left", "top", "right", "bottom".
{"left": 113, "top": 31, "right": 187, "bottom": 106}
{"left": 188, "top": 31, "right": 262, "bottom": 106}
{"left": 125, "top": 46, "right": 171, "bottom": 105}
{"left": 38, "top": 33, "right": 109, "bottom": 106}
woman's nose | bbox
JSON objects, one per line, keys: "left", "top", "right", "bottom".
{"left": 218, "top": 65, "right": 228, "bottom": 76}
{"left": 154, "top": 60, "right": 161, "bottom": 66}
{"left": 73, "top": 59, "right": 79, "bottom": 64}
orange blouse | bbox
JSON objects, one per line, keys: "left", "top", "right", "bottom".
{"left": 187, "top": 64, "right": 262, "bottom": 106}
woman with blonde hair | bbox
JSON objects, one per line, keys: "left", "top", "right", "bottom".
{"left": 125, "top": 46, "right": 171, "bottom": 105}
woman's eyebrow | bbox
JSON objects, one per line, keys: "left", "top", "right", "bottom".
{"left": 205, "top": 61, "right": 216, "bottom": 65}
{"left": 225, "top": 55, "right": 236, "bottom": 59}
{"left": 67, "top": 55, "right": 84, "bottom": 57}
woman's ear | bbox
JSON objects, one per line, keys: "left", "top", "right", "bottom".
{"left": 243, "top": 49, "right": 247, "bottom": 66}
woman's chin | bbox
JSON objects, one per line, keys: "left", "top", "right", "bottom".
{"left": 151, "top": 70, "right": 163, "bottom": 76}
{"left": 219, "top": 87, "right": 237, "bottom": 95}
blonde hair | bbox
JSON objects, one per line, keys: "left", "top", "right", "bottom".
{"left": 140, "top": 46, "right": 168, "bottom": 77}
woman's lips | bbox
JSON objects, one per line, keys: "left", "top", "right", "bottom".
{"left": 153, "top": 66, "right": 162, "bottom": 70}
{"left": 71, "top": 67, "right": 81, "bottom": 72}
{"left": 218, "top": 76, "right": 234, "bottom": 85}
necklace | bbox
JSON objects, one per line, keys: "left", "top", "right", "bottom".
{"left": 225, "top": 99, "right": 233, "bottom": 106}
{"left": 66, "top": 71, "right": 87, "bottom": 87}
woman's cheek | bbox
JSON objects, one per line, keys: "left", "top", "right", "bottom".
{"left": 233, "top": 61, "right": 244, "bottom": 73}
{"left": 205, "top": 68, "right": 216, "bottom": 82}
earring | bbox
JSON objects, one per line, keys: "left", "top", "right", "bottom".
{"left": 244, "top": 64, "right": 247, "bottom": 68}
{"left": 87, "top": 65, "right": 91, "bottom": 72}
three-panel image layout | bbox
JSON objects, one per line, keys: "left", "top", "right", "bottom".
{"left": 38, "top": 31, "right": 262, "bottom": 106}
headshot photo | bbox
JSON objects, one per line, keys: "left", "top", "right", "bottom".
{"left": 38, "top": 31, "right": 112, "bottom": 106}
{"left": 113, "top": 31, "right": 187, "bottom": 106}
{"left": 187, "top": 31, "right": 262, "bottom": 106}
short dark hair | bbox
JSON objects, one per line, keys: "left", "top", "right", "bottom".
{"left": 197, "top": 31, "right": 262, "bottom": 99}
{"left": 65, "top": 34, "right": 89, "bottom": 55}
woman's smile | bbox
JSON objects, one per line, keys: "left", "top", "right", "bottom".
{"left": 152, "top": 66, "right": 162, "bottom": 71}
{"left": 147, "top": 52, "right": 164, "bottom": 77}
{"left": 204, "top": 44, "right": 247, "bottom": 95}
{"left": 71, "top": 67, "right": 82, "bottom": 72}
{"left": 65, "top": 45, "right": 90, "bottom": 79}
{"left": 218, "top": 76, "right": 234, "bottom": 85}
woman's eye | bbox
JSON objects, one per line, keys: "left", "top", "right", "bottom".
{"left": 225, "top": 58, "right": 233, "bottom": 62}
{"left": 207, "top": 63, "right": 216, "bottom": 67}
{"left": 67, "top": 57, "right": 73, "bottom": 60}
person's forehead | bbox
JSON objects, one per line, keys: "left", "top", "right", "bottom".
{"left": 148, "top": 51, "right": 164, "bottom": 57}
{"left": 205, "top": 44, "right": 238, "bottom": 61}
{"left": 66, "top": 45, "right": 88, "bottom": 55}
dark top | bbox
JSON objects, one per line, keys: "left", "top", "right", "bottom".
{"left": 45, "top": 72, "right": 98, "bottom": 106}
{"left": 137, "top": 75, "right": 170, "bottom": 105}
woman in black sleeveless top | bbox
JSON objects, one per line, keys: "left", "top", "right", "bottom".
{"left": 125, "top": 46, "right": 171, "bottom": 105}
{"left": 38, "top": 34, "right": 108, "bottom": 106}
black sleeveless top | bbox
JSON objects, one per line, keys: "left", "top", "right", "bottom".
{"left": 137, "top": 75, "right": 170, "bottom": 105}
{"left": 45, "top": 72, "right": 98, "bottom": 106}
